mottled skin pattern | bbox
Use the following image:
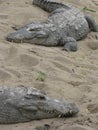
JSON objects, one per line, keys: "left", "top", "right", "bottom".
{"left": 6, "top": 0, "right": 98, "bottom": 51}
{"left": 0, "top": 86, "right": 79, "bottom": 124}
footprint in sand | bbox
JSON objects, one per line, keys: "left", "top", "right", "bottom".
{"left": 87, "top": 41, "right": 98, "bottom": 50}
{"left": 52, "top": 61, "right": 72, "bottom": 73}
{"left": 0, "top": 14, "right": 8, "bottom": 19}
{"left": 92, "top": 0, "right": 98, "bottom": 6}
{"left": 69, "top": 125, "right": 96, "bottom": 130}
{"left": 54, "top": 56, "right": 75, "bottom": 65}
{"left": 5, "top": 46, "right": 39, "bottom": 68}
{"left": 5, "top": 45, "right": 18, "bottom": 59}
{"left": 4, "top": 67, "right": 21, "bottom": 78}
{"left": 34, "top": 124, "right": 97, "bottom": 130}
{"left": 0, "top": 69, "right": 12, "bottom": 81}
{"left": 88, "top": 32, "right": 98, "bottom": 39}
{"left": 19, "top": 54, "right": 39, "bottom": 67}
{"left": 87, "top": 102, "right": 98, "bottom": 114}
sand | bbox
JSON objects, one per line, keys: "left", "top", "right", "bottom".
{"left": 0, "top": 0, "right": 98, "bottom": 129}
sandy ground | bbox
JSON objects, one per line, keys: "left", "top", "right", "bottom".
{"left": 0, "top": 0, "right": 98, "bottom": 129}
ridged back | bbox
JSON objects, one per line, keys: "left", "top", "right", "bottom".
{"left": 33, "top": 0, "right": 70, "bottom": 12}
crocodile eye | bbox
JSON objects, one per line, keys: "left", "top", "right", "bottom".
{"left": 25, "top": 93, "right": 46, "bottom": 100}
{"left": 29, "top": 28, "right": 35, "bottom": 31}
{"left": 39, "top": 95, "right": 45, "bottom": 100}
{"left": 33, "top": 94, "right": 46, "bottom": 100}
{"left": 27, "top": 27, "right": 40, "bottom": 32}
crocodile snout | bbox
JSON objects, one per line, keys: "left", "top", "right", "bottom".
{"left": 6, "top": 28, "right": 33, "bottom": 43}
{"left": 6, "top": 32, "right": 25, "bottom": 43}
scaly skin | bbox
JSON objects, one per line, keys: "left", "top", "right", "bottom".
{"left": 0, "top": 86, "right": 79, "bottom": 124}
{"left": 6, "top": 0, "right": 98, "bottom": 51}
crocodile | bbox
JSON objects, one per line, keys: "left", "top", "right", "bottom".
{"left": 6, "top": 0, "right": 98, "bottom": 51}
{"left": 0, "top": 86, "right": 79, "bottom": 124}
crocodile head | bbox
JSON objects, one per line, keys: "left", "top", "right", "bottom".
{"left": 6, "top": 22, "right": 50, "bottom": 44}
{"left": 13, "top": 87, "right": 79, "bottom": 120}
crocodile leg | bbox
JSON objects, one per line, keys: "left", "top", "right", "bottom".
{"left": 63, "top": 37, "right": 77, "bottom": 52}
{"left": 85, "top": 15, "right": 98, "bottom": 32}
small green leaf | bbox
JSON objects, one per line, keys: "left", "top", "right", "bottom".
{"left": 37, "top": 71, "right": 46, "bottom": 81}
{"left": 83, "top": 7, "right": 96, "bottom": 12}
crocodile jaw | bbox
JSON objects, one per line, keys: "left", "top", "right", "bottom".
{"left": 19, "top": 96, "right": 79, "bottom": 120}
{"left": 43, "top": 97, "right": 79, "bottom": 118}
{"left": 6, "top": 24, "right": 49, "bottom": 44}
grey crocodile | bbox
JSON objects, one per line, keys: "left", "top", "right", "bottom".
{"left": 0, "top": 86, "right": 79, "bottom": 124}
{"left": 6, "top": 0, "right": 98, "bottom": 51}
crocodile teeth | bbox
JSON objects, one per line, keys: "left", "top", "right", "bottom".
{"left": 69, "top": 110, "right": 73, "bottom": 114}
{"left": 58, "top": 115, "right": 62, "bottom": 118}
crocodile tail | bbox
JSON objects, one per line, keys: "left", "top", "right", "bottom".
{"left": 33, "top": 0, "right": 70, "bottom": 12}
